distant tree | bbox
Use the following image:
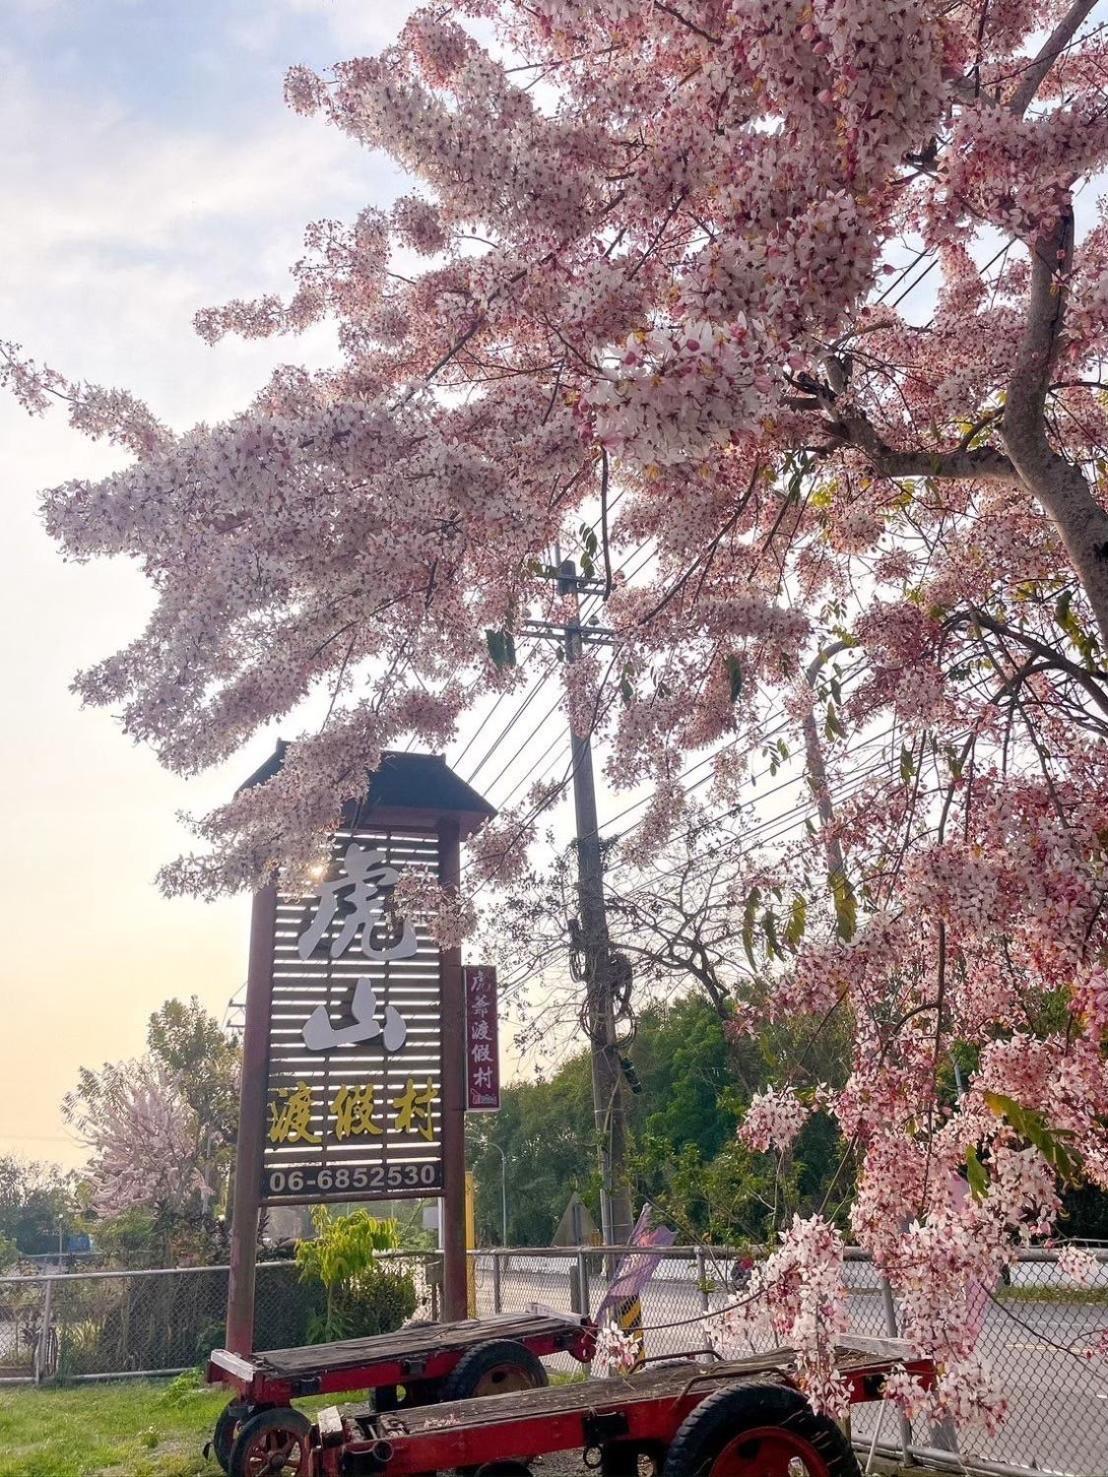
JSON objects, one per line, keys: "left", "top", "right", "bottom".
{"left": 64, "top": 1059, "right": 212, "bottom": 1213}
{"left": 468, "top": 1052, "right": 597, "bottom": 1246}
{"left": 469, "top": 994, "right": 849, "bottom": 1247}
{"left": 147, "top": 996, "right": 240, "bottom": 1156}
{"left": 63, "top": 996, "right": 239, "bottom": 1231}
{"left": 0, "top": 1157, "right": 76, "bottom": 1256}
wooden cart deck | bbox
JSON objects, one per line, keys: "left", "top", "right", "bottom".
{"left": 207, "top": 1311, "right": 594, "bottom": 1401}
{"left": 314, "top": 1341, "right": 933, "bottom": 1476}
{"left": 255, "top": 1313, "right": 586, "bottom": 1377}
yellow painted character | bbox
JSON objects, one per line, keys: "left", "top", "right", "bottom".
{"left": 267, "top": 1081, "right": 321, "bottom": 1145}
{"left": 331, "top": 1083, "right": 383, "bottom": 1140}
{"left": 392, "top": 1077, "right": 438, "bottom": 1142}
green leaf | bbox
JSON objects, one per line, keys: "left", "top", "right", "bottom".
{"left": 983, "top": 1091, "right": 1084, "bottom": 1184}
{"left": 742, "top": 888, "right": 761, "bottom": 967}
{"left": 785, "top": 895, "right": 807, "bottom": 949}
{"left": 965, "top": 1146, "right": 989, "bottom": 1201}
{"left": 900, "top": 745, "right": 915, "bottom": 785}
{"left": 824, "top": 702, "right": 846, "bottom": 742}
{"left": 484, "top": 629, "right": 517, "bottom": 669}
{"left": 830, "top": 870, "right": 857, "bottom": 942}
{"left": 725, "top": 654, "right": 743, "bottom": 703}
{"left": 619, "top": 677, "right": 634, "bottom": 706}
{"left": 762, "top": 909, "right": 781, "bottom": 958}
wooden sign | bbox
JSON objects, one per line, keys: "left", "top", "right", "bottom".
{"left": 463, "top": 965, "right": 500, "bottom": 1112}
{"left": 260, "top": 826, "right": 444, "bottom": 1204}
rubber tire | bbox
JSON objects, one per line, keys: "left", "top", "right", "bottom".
{"left": 439, "top": 1339, "right": 549, "bottom": 1402}
{"left": 661, "top": 1382, "right": 860, "bottom": 1477}
{"left": 211, "top": 1401, "right": 249, "bottom": 1474}
{"left": 229, "top": 1405, "right": 311, "bottom": 1477}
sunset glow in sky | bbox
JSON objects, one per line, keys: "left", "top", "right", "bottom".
{"left": 0, "top": 0, "right": 428, "bottom": 1168}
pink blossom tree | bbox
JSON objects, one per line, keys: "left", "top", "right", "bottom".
{"left": 64, "top": 1058, "right": 217, "bottom": 1219}
{"left": 9, "top": 0, "right": 1108, "bottom": 1419}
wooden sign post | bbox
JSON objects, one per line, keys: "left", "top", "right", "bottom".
{"left": 226, "top": 750, "right": 495, "bottom": 1354}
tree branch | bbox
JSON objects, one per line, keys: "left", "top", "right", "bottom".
{"left": 1000, "top": 207, "right": 1108, "bottom": 644}
{"left": 1009, "top": 0, "right": 1100, "bottom": 116}
{"left": 652, "top": 0, "right": 721, "bottom": 44}
{"left": 949, "top": 607, "right": 1108, "bottom": 720}
{"left": 825, "top": 407, "right": 1017, "bottom": 484}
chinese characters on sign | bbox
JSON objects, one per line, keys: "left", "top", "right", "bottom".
{"left": 298, "top": 842, "right": 418, "bottom": 962}
{"left": 267, "top": 1077, "right": 439, "bottom": 1146}
{"left": 464, "top": 966, "right": 500, "bottom": 1112}
{"left": 260, "top": 829, "right": 444, "bottom": 1204}
{"left": 300, "top": 845, "right": 414, "bottom": 1051}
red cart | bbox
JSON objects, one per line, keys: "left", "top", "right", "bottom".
{"left": 205, "top": 1310, "right": 596, "bottom": 1476}
{"left": 307, "top": 1339, "right": 933, "bottom": 1477}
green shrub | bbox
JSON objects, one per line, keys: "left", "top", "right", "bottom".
{"left": 296, "top": 1208, "right": 416, "bottom": 1343}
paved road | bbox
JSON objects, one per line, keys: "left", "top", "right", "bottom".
{"left": 472, "top": 1263, "right": 1108, "bottom": 1476}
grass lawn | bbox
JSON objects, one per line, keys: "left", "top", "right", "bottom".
{"left": 997, "top": 1283, "right": 1108, "bottom": 1304}
{"left": 0, "top": 1372, "right": 243, "bottom": 1477}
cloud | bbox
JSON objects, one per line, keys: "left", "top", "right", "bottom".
{"left": 0, "top": 42, "right": 411, "bottom": 424}
{"left": 262, "top": 0, "right": 425, "bottom": 56}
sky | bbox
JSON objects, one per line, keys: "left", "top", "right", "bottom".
{"left": 0, "top": 0, "right": 437, "bottom": 1168}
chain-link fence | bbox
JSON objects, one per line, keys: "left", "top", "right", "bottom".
{"left": 2, "top": 1246, "right": 1104, "bottom": 1475}
{"left": 0, "top": 1251, "right": 439, "bottom": 1383}
{"left": 471, "top": 1246, "right": 1108, "bottom": 1477}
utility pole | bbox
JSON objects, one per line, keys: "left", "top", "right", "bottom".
{"left": 558, "top": 558, "right": 634, "bottom": 1247}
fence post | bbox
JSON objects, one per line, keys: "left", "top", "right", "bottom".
{"left": 879, "top": 1277, "right": 912, "bottom": 1465}
{"left": 575, "top": 1249, "right": 590, "bottom": 1318}
{"left": 492, "top": 1250, "right": 502, "bottom": 1314}
{"left": 34, "top": 1277, "right": 55, "bottom": 1385}
{"left": 696, "top": 1248, "right": 709, "bottom": 1313}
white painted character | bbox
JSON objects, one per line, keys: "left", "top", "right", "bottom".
{"left": 298, "top": 842, "right": 418, "bottom": 962}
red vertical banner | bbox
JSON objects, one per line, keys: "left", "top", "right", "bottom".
{"left": 463, "top": 965, "right": 500, "bottom": 1111}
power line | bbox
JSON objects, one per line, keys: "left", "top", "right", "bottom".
{"left": 494, "top": 728, "right": 573, "bottom": 807}
{"left": 493, "top": 744, "right": 911, "bottom": 1008}
{"left": 463, "top": 660, "right": 565, "bottom": 786}
{"left": 458, "top": 532, "right": 654, "bottom": 797}
{"left": 603, "top": 721, "right": 901, "bottom": 899}
{"left": 604, "top": 667, "right": 870, "bottom": 868}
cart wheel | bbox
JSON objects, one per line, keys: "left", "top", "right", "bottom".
{"left": 661, "top": 1383, "right": 859, "bottom": 1477}
{"left": 229, "top": 1406, "right": 311, "bottom": 1477}
{"left": 440, "top": 1339, "right": 549, "bottom": 1401}
{"left": 209, "top": 1401, "right": 249, "bottom": 1473}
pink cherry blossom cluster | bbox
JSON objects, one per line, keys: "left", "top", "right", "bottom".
{"left": 394, "top": 871, "right": 477, "bottom": 950}
{"left": 592, "top": 1321, "right": 641, "bottom": 1377}
{"left": 705, "top": 1215, "right": 851, "bottom": 1416}
{"left": 69, "top": 1060, "right": 216, "bottom": 1216}
{"left": 738, "top": 1086, "right": 814, "bottom": 1154}
{"left": 1057, "top": 1244, "right": 1100, "bottom": 1285}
